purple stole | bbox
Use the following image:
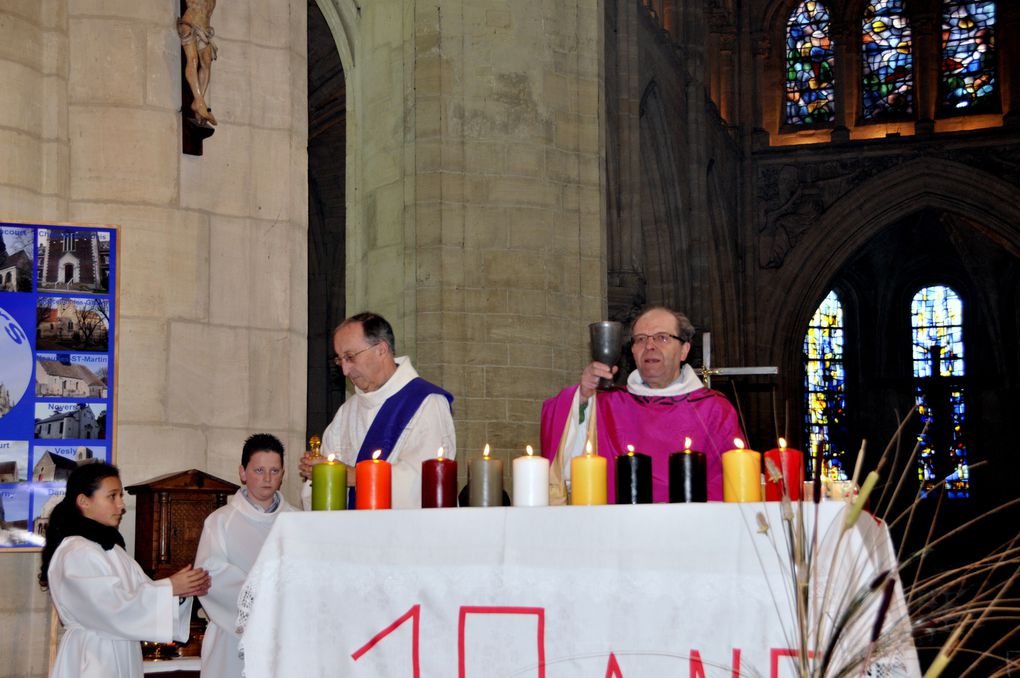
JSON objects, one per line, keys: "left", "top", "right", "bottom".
{"left": 541, "top": 385, "right": 744, "bottom": 502}
{"left": 347, "top": 377, "right": 453, "bottom": 507}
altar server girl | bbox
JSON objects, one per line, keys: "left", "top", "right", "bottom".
{"left": 39, "top": 462, "right": 211, "bottom": 678}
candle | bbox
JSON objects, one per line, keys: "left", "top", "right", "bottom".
{"left": 422, "top": 447, "right": 457, "bottom": 508}
{"left": 722, "top": 438, "right": 762, "bottom": 502}
{"left": 355, "top": 450, "right": 392, "bottom": 509}
{"left": 764, "top": 438, "right": 804, "bottom": 501}
{"left": 311, "top": 453, "right": 347, "bottom": 510}
{"left": 469, "top": 444, "right": 504, "bottom": 507}
{"left": 571, "top": 441, "right": 607, "bottom": 505}
{"left": 669, "top": 437, "right": 707, "bottom": 503}
{"left": 615, "top": 445, "right": 652, "bottom": 504}
{"left": 512, "top": 445, "right": 550, "bottom": 507}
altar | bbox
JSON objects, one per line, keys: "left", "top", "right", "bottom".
{"left": 237, "top": 503, "right": 920, "bottom": 677}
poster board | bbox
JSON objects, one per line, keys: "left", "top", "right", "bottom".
{"left": 0, "top": 221, "right": 118, "bottom": 551}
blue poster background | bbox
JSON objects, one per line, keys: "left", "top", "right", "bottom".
{"left": 0, "top": 222, "right": 116, "bottom": 549}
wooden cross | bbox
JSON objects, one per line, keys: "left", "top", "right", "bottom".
{"left": 697, "top": 331, "right": 778, "bottom": 388}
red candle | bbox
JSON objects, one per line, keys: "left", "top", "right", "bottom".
{"left": 764, "top": 438, "right": 804, "bottom": 501}
{"left": 422, "top": 447, "right": 457, "bottom": 508}
{"left": 355, "top": 450, "right": 392, "bottom": 509}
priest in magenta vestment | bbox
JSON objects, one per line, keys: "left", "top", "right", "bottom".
{"left": 541, "top": 307, "right": 744, "bottom": 503}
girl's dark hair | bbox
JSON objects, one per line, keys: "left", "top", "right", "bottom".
{"left": 38, "top": 462, "right": 120, "bottom": 589}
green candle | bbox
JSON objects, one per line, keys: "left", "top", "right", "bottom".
{"left": 312, "top": 454, "right": 347, "bottom": 510}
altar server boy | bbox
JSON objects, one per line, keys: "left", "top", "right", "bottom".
{"left": 41, "top": 462, "right": 210, "bottom": 678}
{"left": 196, "top": 433, "right": 296, "bottom": 677}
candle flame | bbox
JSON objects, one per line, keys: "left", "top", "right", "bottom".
{"left": 585, "top": 440, "right": 593, "bottom": 456}
{"left": 627, "top": 444, "right": 635, "bottom": 454}
{"left": 372, "top": 449, "right": 382, "bottom": 461}
{"left": 778, "top": 437, "right": 787, "bottom": 449}
{"left": 327, "top": 453, "right": 336, "bottom": 462}
{"left": 684, "top": 436, "right": 692, "bottom": 450}
{"left": 734, "top": 438, "right": 745, "bottom": 449}
{"left": 526, "top": 445, "right": 534, "bottom": 457}
{"left": 437, "top": 446, "right": 445, "bottom": 460}
{"left": 483, "top": 443, "right": 490, "bottom": 459}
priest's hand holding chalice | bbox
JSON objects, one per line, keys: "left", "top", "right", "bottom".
{"left": 580, "top": 321, "right": 624, "bottom": 399}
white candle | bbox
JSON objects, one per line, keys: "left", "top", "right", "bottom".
{"left": 512, "top": 445, "right": 550, "bottom": 507}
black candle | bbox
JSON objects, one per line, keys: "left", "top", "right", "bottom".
{"left": 669, "top": 447, "right": 707, "bottom": 503}
{"left": 615, "top": 450, "right": 652, "bottom": 504}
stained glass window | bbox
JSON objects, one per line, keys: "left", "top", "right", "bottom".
{"left": 861, "top": 0, "right": 913, "bottom": 119}
{"left": 911, "top": 285, "right": 969, "bottom": 497}
{"left": 940, "top": 1, "right": 997, "bottom": 112}
{"left": 804, "top": 290, "right": 847, "bottom": 479}
{"left": 785, "top": 1, "right": 836, "bottom": 126}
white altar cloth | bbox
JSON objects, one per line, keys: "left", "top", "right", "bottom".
{"left": 238, "top": 503, "right": 920, "bottom": 678}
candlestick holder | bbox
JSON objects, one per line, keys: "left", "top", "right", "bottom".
{"left": 589, "top": 320, "right": 624, "bottom": 390}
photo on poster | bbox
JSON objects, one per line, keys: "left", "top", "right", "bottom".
{"left": 29, "top": 482, "right": 66, "bottom": 545}
{"left": 0, "top": 441, "right": 29, "bottom": 482}
{"left": 30, "top": 444, "right": 106, "bottom": 482}
{"left": 36, "top": 296, "right": 110, "bottom": 352}
{"left": 0, "top": 303, "right": 34, "bottom": 422}
{"left": 0, "top": 483, "right": 34, "bottom": 546}
{"left": 36, "top": 228, "right": 110, "bottom": 294}
{"left": 0, "top": 225, "right": 34, "bottom": 293}
{"left": 35, "top": 353, "right": 109, "bottom": 399}
{"left": 34, "top": 402, "right": 107, "bottom": 441}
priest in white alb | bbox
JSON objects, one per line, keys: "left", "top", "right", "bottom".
{"left": 299, "top": 312, "right": 457, "bottom": 508}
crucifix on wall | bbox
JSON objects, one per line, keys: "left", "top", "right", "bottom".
{"left": 178, "top": 0, "right": 218, "bottom": 155}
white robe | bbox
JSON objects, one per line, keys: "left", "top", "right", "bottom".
{"left": 301, "top": 356, "right": 457, "bottom": 509}
{"left": 48, "top": 536, "right": 193, "bottom": 678}
{"left": 195, "top": 490, "right": 295, "bottom": 678}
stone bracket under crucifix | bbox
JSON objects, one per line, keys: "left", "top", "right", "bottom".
{"left": 697, "top": 332, "right": 778, "bottom": 388}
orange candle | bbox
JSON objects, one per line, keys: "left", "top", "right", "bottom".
{"left": 722, "top": 438, "right": 762, "bottom": 502}
{"left": 355, "top": 449, "right": 392, "bottom": 509}
{"left": 571, "top": 441, "right": 607, "bottom": 505}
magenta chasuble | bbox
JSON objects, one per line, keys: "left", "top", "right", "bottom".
{"left": 541, "top": 385, "right": 745, "bottom": 502}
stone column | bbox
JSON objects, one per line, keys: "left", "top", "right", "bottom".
{"left": 348, "top": 0, "right": 605, "bottom": 477}
{"left": 912, "top": 9, "right": 939, "bottom": 134}
{"left": 829, "top": 18, "right": 852, "bottom": 142}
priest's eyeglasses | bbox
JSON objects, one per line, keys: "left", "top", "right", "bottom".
{"left": 333, "top": 344, "right": 375, "bottom": 366}
{"left": 632, "top": 332, "right": 683, "bottom": 346}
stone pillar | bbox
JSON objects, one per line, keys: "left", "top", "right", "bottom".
{"left": 829, "top": 18, "right": 853, "bottom": 142}
{"left": 913, "top": 9, "right": 939, "bottom": 134}
{"left": 1000, "top": 4, "right": 1020, "bottom": 125}
{"left": 347, "top": 0, "right": 605, "bottom": 477}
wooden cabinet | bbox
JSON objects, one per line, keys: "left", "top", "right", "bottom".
{"left": 125, "top": 469, "right": 238, "bottom": 580}
{"left": 125, "top": 469, "right": 238, "bottom": 661}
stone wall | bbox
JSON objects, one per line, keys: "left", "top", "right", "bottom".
{"left": 340, "top": 0, "right": 606, "bottom": 479}
{"left": 0, "top": 1, "right": 309, "bottom": 674}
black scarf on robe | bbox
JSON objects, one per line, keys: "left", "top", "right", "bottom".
{"left": 64, "top": 512, "right": 125, "bottom": 551}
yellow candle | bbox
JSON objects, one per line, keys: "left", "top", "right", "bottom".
{"left": 722, "top": 438, "right": 762, "bottom": 502}
{"left": 311, "top": 453, "right": 347, "bottom": 510}
{"left": 571, "top": 441, "right": 607, "bottom": 505}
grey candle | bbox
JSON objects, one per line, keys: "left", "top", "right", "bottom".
{"left": 469, "top": 445, "right": 504, "bottom": 507}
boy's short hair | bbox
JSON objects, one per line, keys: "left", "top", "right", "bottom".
{"left": 241, "top": 433, "right": 285, "bottom": 467}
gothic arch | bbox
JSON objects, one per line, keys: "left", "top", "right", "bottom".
{"left": 769, "top": 157, "right": 1020, "bottom": 376}
{"left": 314, "top": 0, "right": 357, "bottom": 72}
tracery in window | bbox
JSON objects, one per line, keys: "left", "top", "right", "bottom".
{"left": 911, "top": 285, "right": 969, "bottom": 497}
{"left": 785, "top": 1, "right": 836, "bottom": 126}
{"left": 940, "top": 1, "right": 996, "bottom": 113}
{"left": 804, "top": 290, "right": 847, "bottom": 480}
{"left": 861, "top": 0, "right": 913, "bottom": 120}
